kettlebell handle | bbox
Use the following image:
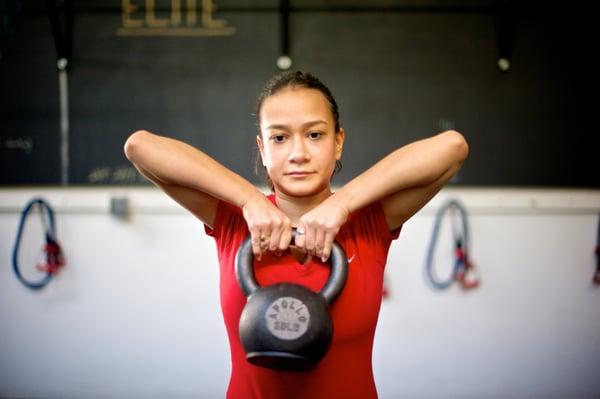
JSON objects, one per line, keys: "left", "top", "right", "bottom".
{"left": 235, "top": 229, "right": 348, "bottom": 305}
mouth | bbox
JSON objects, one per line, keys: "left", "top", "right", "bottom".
{"left": 286, "top": 171, "right": 314, "bottom": 177}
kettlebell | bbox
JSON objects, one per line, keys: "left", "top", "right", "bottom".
{"left": 235, "top": 230, "right": 348, "bottom": 371}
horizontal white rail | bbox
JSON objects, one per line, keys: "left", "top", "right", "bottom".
{"left": 0, "top": 187, "right": 598, "bottom": 215}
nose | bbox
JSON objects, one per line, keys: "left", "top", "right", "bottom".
{"left": 288, "top": 135, "right": 310, "bottom": 163}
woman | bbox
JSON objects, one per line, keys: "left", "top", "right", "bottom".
{"left": 124, "top": 71, "right": 468, "bottom": 398}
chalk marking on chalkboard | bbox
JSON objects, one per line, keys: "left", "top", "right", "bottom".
{"left": 112, "top": 166, "right": 140, "bottom": 183}
{"left": 3, "top": 137, "right": 34, "bottom": 154}
{"left": 88, "top": 167, "right": 111, "bottom": 183}
{"left": 88, "top": 166, "right": 145, "bottom": 184}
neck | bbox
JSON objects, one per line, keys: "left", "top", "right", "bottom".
{"left": 274, "top": 188, "right": 333, "bottom": 225}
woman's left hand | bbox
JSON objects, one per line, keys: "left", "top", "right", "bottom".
{"left": 294, "top": 194, "right": 349, "bottom": 262}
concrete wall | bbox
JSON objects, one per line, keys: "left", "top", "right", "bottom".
{"left": 1, "top": 187, "right": 599, "bottom": 398}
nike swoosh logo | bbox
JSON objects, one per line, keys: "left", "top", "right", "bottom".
{"left": 348, "top": 255, "right": 356, "bottom": 264}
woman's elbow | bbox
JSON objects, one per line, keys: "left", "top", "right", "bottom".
{"left": 441, "top": 130, "right": 469, "bottom": 163}
{"left": 124, "top": 130, "right": 150, "bottom": 161}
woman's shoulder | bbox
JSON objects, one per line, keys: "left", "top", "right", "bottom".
{"left": 204, "top": 198, "right": 246, "bottom": 240}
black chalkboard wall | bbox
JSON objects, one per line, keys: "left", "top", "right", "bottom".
{"left": 1, "top": 1, "right": 598, "bottom": 187}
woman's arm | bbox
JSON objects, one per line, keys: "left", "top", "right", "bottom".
{"left": 124, "top": 130, "right": 292, "bottom": 259}
{"left": 340, "top": 129, "right": 468, "bottom": 228}
{"left": 295, "top": 130, "right": 469, "bottom": 260}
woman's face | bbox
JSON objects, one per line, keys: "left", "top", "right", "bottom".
{"left": 258, "top": 86, "right": 344, "bottom": 198}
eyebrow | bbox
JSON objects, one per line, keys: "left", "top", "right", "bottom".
{"left": 266, "top": 120, "right": 328, "bottom": 131}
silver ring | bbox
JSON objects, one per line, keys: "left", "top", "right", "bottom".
{"left": 296, "top": 228, "right": 305, "bottom": 235}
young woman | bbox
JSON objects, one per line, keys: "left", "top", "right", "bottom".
{"left": 124, "top": 71, "right": 468, "bottom": 398}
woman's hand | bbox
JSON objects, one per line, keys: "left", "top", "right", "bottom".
{"left": 242, "top": 195, "right": 292, "bottom": 261}
{"left": 294, "top": 194, "right": 350, "bottom": 262}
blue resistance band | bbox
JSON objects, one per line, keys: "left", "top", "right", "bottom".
{"left": 12, "top": 197, "right": 63, "bottom": 290}
{"left": 424, "top": 199, "right": 472, "bottom": 290}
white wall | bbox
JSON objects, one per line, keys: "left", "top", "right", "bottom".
{"left": 1, "top": 187, "right": 599, "bottom": 399}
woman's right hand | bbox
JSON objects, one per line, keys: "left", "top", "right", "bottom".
{"left": 242, "top": 194, "right": 292, "bottom": 260}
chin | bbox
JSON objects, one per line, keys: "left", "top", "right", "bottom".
{"left": 275, "top": 181, "right": 328, "bottom": 198}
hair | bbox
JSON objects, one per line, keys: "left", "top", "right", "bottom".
{"left": 254, "top": 70, "right": 343, "bottom": 190}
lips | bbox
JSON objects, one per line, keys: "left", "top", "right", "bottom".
{"left": 286, "top": 171, "right": 314, "bottom": 177}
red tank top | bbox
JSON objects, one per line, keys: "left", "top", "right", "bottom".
{"left": 205, "top": 194, "right": 400, "bottom": 399}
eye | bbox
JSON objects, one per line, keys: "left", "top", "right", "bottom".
{"left": 271, "top": 134, "right": 287, "bottom": 144}
{"left": 308, "top": 131, "right": 323, "bottom": 140}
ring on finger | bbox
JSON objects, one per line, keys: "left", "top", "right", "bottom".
{"left": 296, "top": 228, "right": 305, "bottom": 236}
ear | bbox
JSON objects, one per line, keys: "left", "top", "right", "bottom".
{"left": 256, "top": 134, "right": 266, "bottom": 166}
{"left": 335, "top": 128, "right": 345, "bottom": 160}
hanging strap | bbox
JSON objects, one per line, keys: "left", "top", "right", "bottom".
{"left": 12, "top": 198, "right": 65, "bottom": 290}
{"left": 425, "top": 199, "right": 479, "bottom": 290}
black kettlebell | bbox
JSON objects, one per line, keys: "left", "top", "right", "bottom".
{"left": 235, "top": 230, "right": 348, "bottom": 371}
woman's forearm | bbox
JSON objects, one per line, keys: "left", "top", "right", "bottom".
{"left": 334, "top": 130, "right": 469, "bottom": 213}
{"left": 124, "top": 130, "right": 263, "bottom": 208}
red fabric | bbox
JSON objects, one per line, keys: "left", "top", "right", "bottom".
{"left": 205, "top": 194, "right": 400, "bottom": 399}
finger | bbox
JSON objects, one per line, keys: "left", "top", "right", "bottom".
{"left": 260, "top": 231, "right": 271, "bottom": 252}
{"left": 293, "top": 225, "right": 306, "bottom": 250}
{"left": 314, "top": 228, "right": 326, "bottom": 260}
{"left": 303, "top": 225, "right": 316, "bottom": 256}
{"left": 251, "top": 228, "right": 263, "bottom": 261}
{"left": 268, "top": 224, "right": 282, "bottom": 252}
{"left": 269, "top": 217, "right": 290, "bottom": 252}
{"left": 278, "top": 226, "right": 293, "bottom": 252}
{"left": 321, "top": 230, "right": 336, "bottom": 263}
